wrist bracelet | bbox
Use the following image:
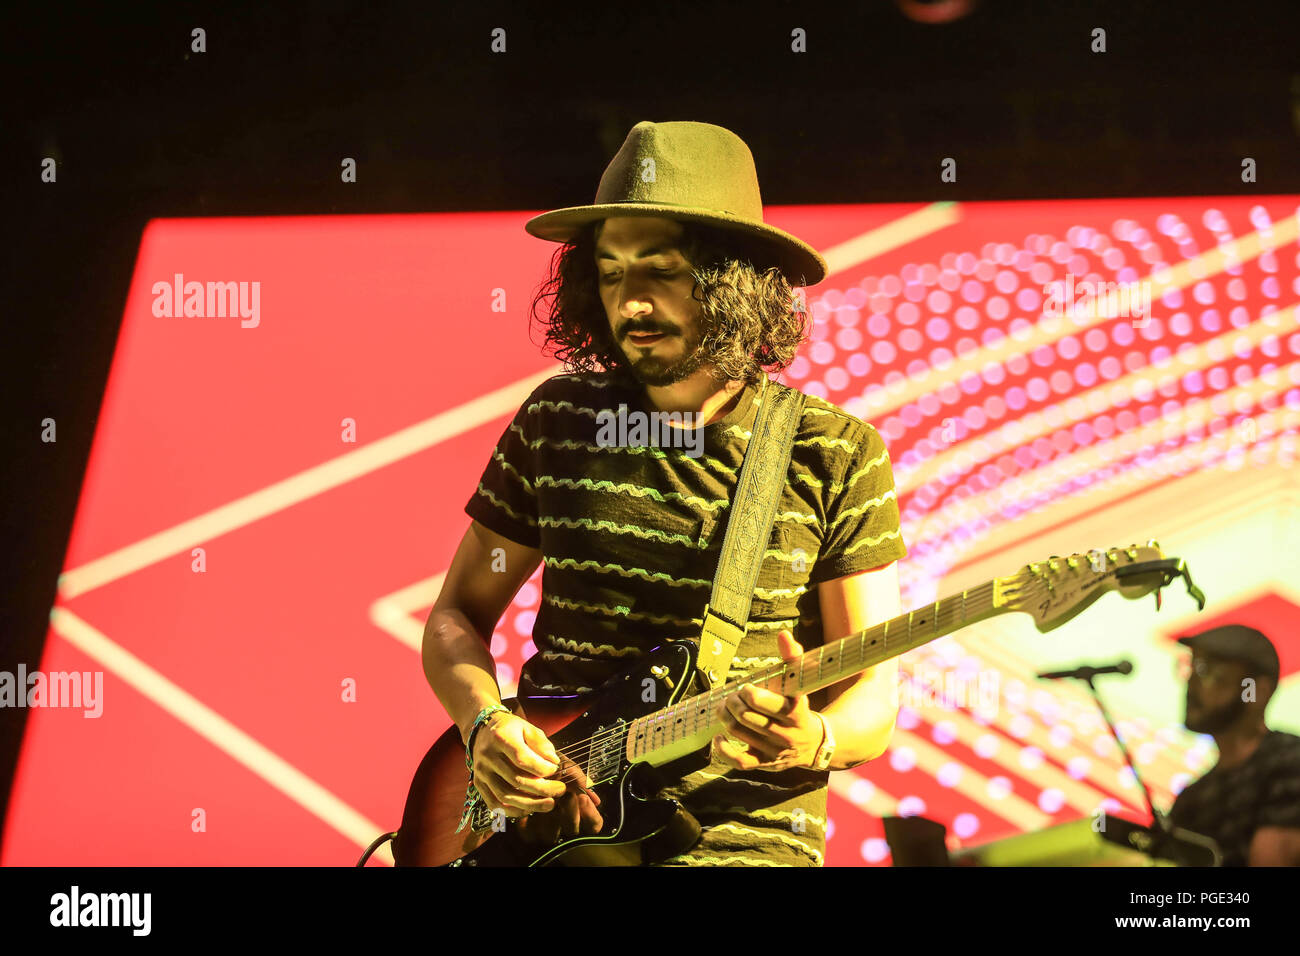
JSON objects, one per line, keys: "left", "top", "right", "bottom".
{"left": 464, "top": 704, "right": 511, "bottom": 769}
{"left": 810, "top": 711, "right": 836, "bottom": 771}
{"left": 456, "top": 704, "right": 511, "bottom": 833}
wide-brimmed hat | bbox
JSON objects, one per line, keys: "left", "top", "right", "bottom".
{"left": 524, "top": 120, "right": 828, "bottom": 287}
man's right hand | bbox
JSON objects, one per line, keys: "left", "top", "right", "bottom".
{"left": 471, "top": 712, "right": 603, "bottom": 840}
{"left": 471, "top": 711, "right": 566, "bottom": 815}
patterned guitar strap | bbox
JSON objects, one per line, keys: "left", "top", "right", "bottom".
{"left": 694, "top": 374, "right": 805, "bottom": 691}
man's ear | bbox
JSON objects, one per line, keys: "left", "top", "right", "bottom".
{"left": 1257, "top": 676, "right": 1278, "bottom": 707}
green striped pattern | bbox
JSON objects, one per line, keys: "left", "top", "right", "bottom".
{"left": 465, "top": 371, "right": 908, "bottom": 866}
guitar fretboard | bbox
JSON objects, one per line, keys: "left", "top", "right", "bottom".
{"left": 626, "top": 579, "right": 1008, "bottom": 765}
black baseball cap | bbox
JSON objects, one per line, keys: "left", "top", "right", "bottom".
{"left": 1177, "top": 625, "right": 1280, "bottom": 684}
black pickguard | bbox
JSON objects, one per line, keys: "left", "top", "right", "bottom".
{"left": 448, "top": 641, "right": 707, "bottom": 867}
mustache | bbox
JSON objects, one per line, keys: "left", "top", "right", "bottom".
{"left": 621, "top": 321, "right": 675, "bottom": 337}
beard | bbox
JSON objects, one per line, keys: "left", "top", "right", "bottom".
{"left": 1184, "top": 693, "right": 1248, "bottom": 734}
{"left": 617, "top": 316, "right": 715, "bottom": 387}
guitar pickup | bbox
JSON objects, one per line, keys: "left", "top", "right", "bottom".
{"left": 589, "top": 719, "right": 627, "bottom": 783}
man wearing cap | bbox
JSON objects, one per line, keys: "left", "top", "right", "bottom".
{"left": 420, "top": 121, "right": 906, "bottom": 865}
{"left": 1169, "top": 625, "right": 1300, "bottom": 866}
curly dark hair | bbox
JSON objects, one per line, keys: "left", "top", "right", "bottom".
{"left": 528, "top": 218, "right": 811, "bottom": 385}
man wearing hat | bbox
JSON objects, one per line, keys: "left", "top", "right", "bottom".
{"left": 1169, "top": 624, "right": 1300, "bottom": 865}
{"left": 420, "top": 121, "right": 907, "bottom": 865}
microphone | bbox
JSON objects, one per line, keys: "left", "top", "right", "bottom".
{"left": 1036, "top": 660, "right": 1133, "bottom": 681}
{"left": 1037, "top": 657, "right": 1164, "bottom": 844}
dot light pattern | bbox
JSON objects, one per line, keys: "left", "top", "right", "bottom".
{"left": 487, "top": 197, "right": 1298, "bottom": 867}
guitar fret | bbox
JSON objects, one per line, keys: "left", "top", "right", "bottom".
{"left": 631, "top": 579, "right": 1006, "bottom": 765}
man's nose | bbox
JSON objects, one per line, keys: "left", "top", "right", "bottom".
{"left": 620, "top": 293, "right": 652, "bottom": 319}
{"left": 611, "top": 272, "right": 655, "bottom": 315}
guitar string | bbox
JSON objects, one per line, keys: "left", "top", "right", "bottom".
{"left": 479, "top": 573, "right": 1060, "bottom": 802}
{"left": 507, "top": 576, "right": 1013, "bottom": 790}
{"left": 529, "top": 578, "right": 1015, "bottom": 788}
{"left": 470, "top": 573, "right": 1051, "bottom": 825}
{"left": 483, "top": 579, "right": 1013, "bottom": 798}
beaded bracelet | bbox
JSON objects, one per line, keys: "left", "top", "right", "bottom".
{"left": 455, "top": 704, "right": 512, "bottom": 833}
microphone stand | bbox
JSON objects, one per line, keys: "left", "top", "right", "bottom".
{"left": 1050, "top": 670, "right": 1220, "bottom": 866}
{"left": 1082, "top": 674, "right": 1169, "bottom": 840}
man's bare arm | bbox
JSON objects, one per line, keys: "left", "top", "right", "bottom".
{"left": 422, "top": 520, "right": 542, "bottom": 744}
{"left": 817, "top": 560, "right": 903, "bottom": 768}
{"left": 423, "top": 520, "right": 600, "bottom": 830}
{"left": 1248, "top": 825, "right": 1300, "bottom": 866}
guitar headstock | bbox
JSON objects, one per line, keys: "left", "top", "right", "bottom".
{"left": 994, "top": 541, "right": 1204, "bottom": 632}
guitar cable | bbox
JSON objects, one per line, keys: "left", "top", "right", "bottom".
{"left": 356, "top": 831, "right": 398, "bottom": 867}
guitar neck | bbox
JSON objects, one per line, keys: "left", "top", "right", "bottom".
{"left": 626, "top": 578, "right": 1010, "bottom": 766}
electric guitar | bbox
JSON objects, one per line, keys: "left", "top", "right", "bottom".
{"left": 390, "top": 541, "right": 1205, "bottom": 866}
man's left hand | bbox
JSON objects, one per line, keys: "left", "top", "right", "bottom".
{"left": 713, "top": 630, "right": 826, "bottom": 771}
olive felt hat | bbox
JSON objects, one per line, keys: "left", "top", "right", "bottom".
{"left": 524, "top": 120, "right": 829, "bottom": 287}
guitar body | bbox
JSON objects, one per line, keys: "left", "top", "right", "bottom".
{"left": 392, "top": 640, "right": 704, "bottom": 866}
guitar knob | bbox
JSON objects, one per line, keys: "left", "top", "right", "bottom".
{"left": 650, "top": 664, "right": 675, "bottom": 690}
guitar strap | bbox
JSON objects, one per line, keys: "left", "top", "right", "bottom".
{"left": 694, "top": 375, "right": 805, "bottom": 691}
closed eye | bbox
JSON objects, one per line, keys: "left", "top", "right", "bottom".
{"left": 601, "top": 268, "right": 676, "bottom": 282}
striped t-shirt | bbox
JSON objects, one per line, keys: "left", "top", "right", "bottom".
{"left": 465, "top": 370, "right": 907, "bottom": 866}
